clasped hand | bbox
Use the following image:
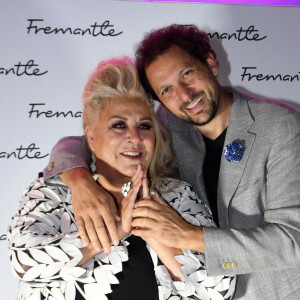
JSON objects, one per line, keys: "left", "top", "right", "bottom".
{"left": 69, "top": 166, "right": 200, "bottom": 254}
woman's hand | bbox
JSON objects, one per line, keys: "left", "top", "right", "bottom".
{"left": 60, "top": 168, "right": 120, "bottom": 253}
{"left": 120, "top": 164, "right": 144, "bottom": 233}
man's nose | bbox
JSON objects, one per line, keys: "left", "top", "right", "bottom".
{"left": 177, "top": 83, "right": 194, "bottom": 103}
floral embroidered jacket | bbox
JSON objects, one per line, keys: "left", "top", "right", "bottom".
{"left": 8, "top": 177, "right": 236, "bottom": 300}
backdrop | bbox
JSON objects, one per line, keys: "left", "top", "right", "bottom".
{"left": 1, "top": 0, "right": 299, "bottom": 298}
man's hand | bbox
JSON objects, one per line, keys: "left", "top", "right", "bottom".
{"left": 132, "top": 199, "right": 205, "bottom": 252}
{"left": 60, "top": 168, "right": 120, "bottom": 253}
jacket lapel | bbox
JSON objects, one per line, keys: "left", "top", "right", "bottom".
{"left": 217, "top": 90, "right": 256, "bottom": 227}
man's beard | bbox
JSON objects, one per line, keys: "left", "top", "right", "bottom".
{"left": 182, "top": 88, "right": 220, "bottom": 127}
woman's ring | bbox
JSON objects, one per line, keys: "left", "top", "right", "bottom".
{"left": 150, "top": 188, "right": 155, "bottom": 196}
{"left": 122, "top": 182, "right": 132, "bottom": 197}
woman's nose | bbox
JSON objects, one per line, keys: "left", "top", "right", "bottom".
{"left": 127, "top": 128, "right": 141, "bottom": 144}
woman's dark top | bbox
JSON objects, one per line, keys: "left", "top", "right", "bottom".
{"left": 76, "top": 235, "right": 159, "bottom": 300}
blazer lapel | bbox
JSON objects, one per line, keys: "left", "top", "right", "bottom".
{"left": 217, "top": 90, "right": 256, "bottom": 227}
{"left": 156, "top": 104, "right": 209, "bottom": 205}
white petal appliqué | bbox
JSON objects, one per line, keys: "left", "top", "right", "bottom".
{"left": 17, "top": 250, "right": 38, "bottom": 267}
{"left": 65, "top": 281, "right": 76, "bottom": 300}
{"left": 45, "top": 246, "right": 70, "bottom": 262}
{"left": 189, "top": 270, "right": 208, "bottom": 282}
{"left": 214, "top": 277, "right": 231, "bottom": 291}
{"left": 27, "top": 190, "right": 45, "bottom": 199}
{"left": 60, "top": 266, "right": 86, "bottom": 281}
{"left": 84, "top": 283, "right": 109, "bottom": 300}
{"left": 40, "top": 261, "right": 65, "bottom": 278}
{"left": 28, "top": 288, "right": 41, "bottom": 300}
{"left": 207, "top": 287, "right": 225, "bottom": 300}
{"left": 39, "top": 187, "right": 62, "bottom": 203}
{"left": 23, "top": 264, "right": 47, "bottom": 281}
{"left": 201, "top": 275, "right": 223, "bottom": 287}
{"left": 11, "top": 250, "right": 25, "bottom": 273}
{"left": 61, "top": 212, "right": 71, "bottom": 233}
{"left": 25, "top": 236, "right": 45, "bottom": 248}
{"left": 29, "top": 249, "right": 54, "bottom": 264}
{"left": 60, "top": 242, "right": 82, "bottom": 259}
{"left": 50, "top": 287, "right": 65, "bottom": 300}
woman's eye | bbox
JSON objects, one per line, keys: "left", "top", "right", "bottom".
{"left": 112, "top": 122, "right": 126, "bottom": 129}
{"left": 139, "top": 123, "right": 152, "bottom": 130}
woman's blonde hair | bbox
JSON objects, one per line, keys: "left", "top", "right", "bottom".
{"left": 82, "top": 57, "right": 177, "bottom": 189}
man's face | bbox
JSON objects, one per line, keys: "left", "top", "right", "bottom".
{"left": 145, "top": 45, "right": 220, "bottom": 126}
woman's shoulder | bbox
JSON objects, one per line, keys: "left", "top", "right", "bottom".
{"left": 20, "top": 175, "right": 71, "bottom": 209}
{"left": 156, "top": 177, "right": 215, "bottom": 228}
{"left": 156, "top": 177, "right": 204, "bottom": 200}
{"left": 156, "top": 177, "right": 192, "bottom": 191}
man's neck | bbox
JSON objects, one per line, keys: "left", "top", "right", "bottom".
{"left": 196, "top": 87, "right": 233, "bottom": 140}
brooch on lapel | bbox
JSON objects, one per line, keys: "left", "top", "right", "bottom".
{"left": 224, "top": 141, "right": 244, "bottom": 162}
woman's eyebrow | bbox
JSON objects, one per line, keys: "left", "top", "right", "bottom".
{"left": 109, "top": 116, "right": 152, "bottom": 121}
{"left": 140, "top": 117, "right": 152, "bottom": 121}
{"left": 109, "top": 115, "right": 127, "bottom": 120}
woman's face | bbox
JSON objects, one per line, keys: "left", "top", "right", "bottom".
{"left": 87, "top": 96, "right": 155, "bottom": 181}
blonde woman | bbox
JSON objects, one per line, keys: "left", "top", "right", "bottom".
{"left": 8, "top": 57, "right": 236, "bottom": 300}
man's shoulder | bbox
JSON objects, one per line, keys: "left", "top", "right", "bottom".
{"left": 233, "top": 88, "right": 299, "bottom": 116}
{"left": 231, "top": 88, "right": 299, "bottom": 125}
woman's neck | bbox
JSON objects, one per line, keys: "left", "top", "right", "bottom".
{"left": 96, "top": 174, "right": 129, "bottom": 205}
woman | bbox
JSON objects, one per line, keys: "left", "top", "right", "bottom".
{"left": 8, "top": 57, "right": 236, "bottom": 300}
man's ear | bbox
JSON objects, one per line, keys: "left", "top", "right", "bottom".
{"left": 85, "top": 126, "right": 94, "bottom": 152}
{"left": 206, "top": 52, "right": 218, "bottom": 77}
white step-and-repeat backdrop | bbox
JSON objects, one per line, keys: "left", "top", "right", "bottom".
{"left": 1, "top": 0, "right": 299, "bottom": 298}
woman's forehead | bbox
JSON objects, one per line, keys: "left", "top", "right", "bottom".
{"left": 99, "top": 96, "right": 152, "bottom": 119}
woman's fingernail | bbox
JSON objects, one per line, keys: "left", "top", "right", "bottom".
{"left": 113, "top": 240, "right": 119, "bottom": 246}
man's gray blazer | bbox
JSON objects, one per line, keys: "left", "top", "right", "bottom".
{"left": 44, "top": 88, "right": 300, "bottom": 299}
{"left": 156, "top": 88, "right": 300, "bottom": 300}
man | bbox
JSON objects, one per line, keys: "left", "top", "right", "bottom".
{"left": 45, "top": 25, "right": 300, "bottom": 299}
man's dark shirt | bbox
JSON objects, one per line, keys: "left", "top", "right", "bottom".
{"left": 202, "top": 128, "right": 227, "bottom": 226}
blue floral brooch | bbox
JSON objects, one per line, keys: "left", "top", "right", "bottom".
{"left": 224, "top": 141, "right": 244, "bottom": 162}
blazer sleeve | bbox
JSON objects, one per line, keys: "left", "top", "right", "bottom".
{"left": 204, "top": 111, "right": 300, "bottom": 276}
{"left": 43, "top": 136, "right": 91, "bottom": 180}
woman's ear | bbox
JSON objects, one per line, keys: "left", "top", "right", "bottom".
{"left": 206, "top": 52, "right": 218, "bottom": 77}
{"left": 85, "top": 126, "right": 95, "bottom": 152}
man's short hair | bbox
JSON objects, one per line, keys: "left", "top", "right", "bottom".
{"left": 135, "top": 24, "right": 217, "bottom": 100}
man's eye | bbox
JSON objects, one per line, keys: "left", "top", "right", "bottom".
{"left": 112, "top": 122, "right": 126, "bottom": 129}
{"left": 162, "top": 87, "right": 170, "bottom": 96}
{"left": 139, "top": 123, "right": 152, "bottom": 130}
{"left": 183, "top": 70, "right": 193, "bottom": 77}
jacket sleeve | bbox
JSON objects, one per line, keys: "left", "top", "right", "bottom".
{"left": 8, "top": 177, "right": 86, "bottom": 283}
{"left": 43, "top": 136, "right": 91, "bottom": 181}
{"left": 204, "top": 111, "right": 300, "bottom": 276}
{"left": 154, "top": 179, "right": 236, "bottom": 300}
{"left": 8, "top": 177, "right": 129, "bottom": 300}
